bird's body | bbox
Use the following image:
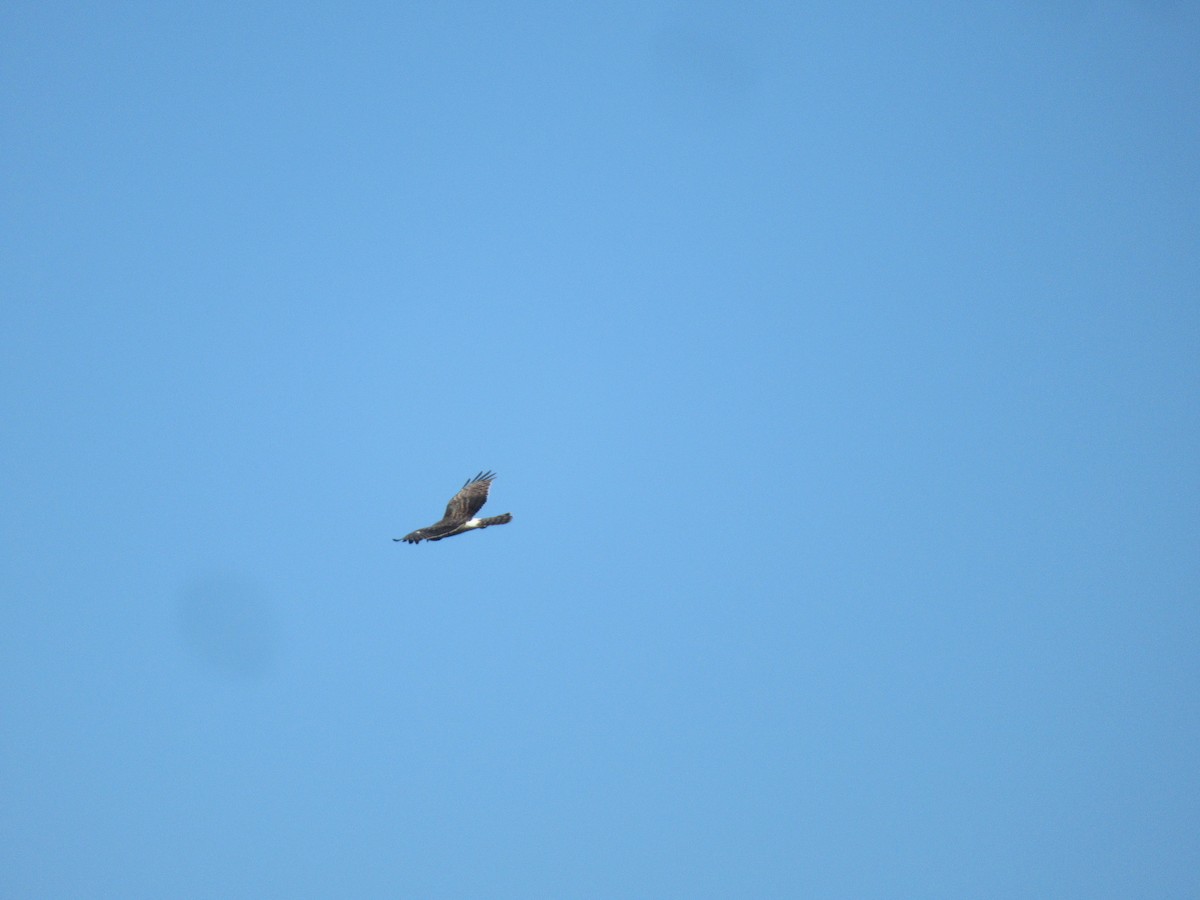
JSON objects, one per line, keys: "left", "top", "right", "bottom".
{"left": 395, "top": 471, "right": 512, "bottom": 544}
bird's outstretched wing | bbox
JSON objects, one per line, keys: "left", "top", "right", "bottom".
{"left": 442, "top": 470, "right": 496, "bottom": 521}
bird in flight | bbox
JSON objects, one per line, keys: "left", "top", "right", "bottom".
{"left": 394, "top": 471, "right": 513, "bottom": 544}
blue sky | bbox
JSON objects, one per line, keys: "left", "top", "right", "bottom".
{"left": 3, "top": 2, "right": 1198, "bottom": 896}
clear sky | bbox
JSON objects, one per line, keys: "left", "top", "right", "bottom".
{"left": 3, "top": 2, "right": 1198, "bottom": 897}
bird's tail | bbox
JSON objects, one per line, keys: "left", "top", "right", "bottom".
{"left": 478, "top": 513, "right": 512, "bottom": 528}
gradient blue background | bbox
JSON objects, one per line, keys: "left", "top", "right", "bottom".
{"left": 3, "top": 2, "right": 1198, "bottom": 897}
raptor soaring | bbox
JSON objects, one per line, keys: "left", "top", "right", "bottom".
{"left": 395, "top": 471, "right": 513, "bottom": 544}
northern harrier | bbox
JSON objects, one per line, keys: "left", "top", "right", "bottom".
{"left": 395, "top": 471, "right": 513, "bottom": 544}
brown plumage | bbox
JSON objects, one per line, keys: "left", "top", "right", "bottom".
{"left": 394, "top": 471, "right": 513, "bottom": 544}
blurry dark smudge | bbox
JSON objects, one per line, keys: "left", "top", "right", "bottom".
{"left": 654, "top": 28, "right": 759, "bottom": 101}
{"left": 177, "top": 573, "right": 278, "bottom": 680}
{"left": 650, "top": 9, "right": 764, "bottom": 114}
